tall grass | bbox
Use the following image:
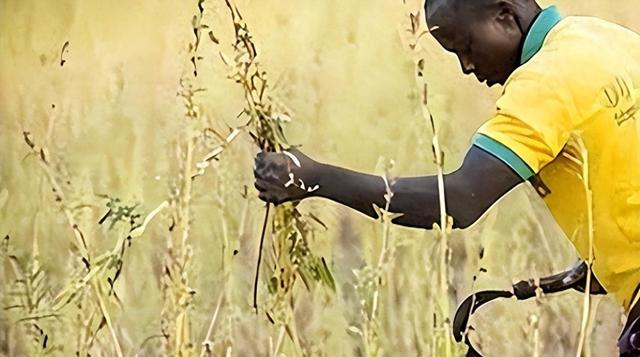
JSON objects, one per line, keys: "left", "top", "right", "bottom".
{"left": 572, "top": 135, "right": 597, "bottom": 357}
{"left": 1, "top": 0, "right": 632, "bottom": 356}
{"left": 405, "top": 7, "right": 457, "bottom": 356}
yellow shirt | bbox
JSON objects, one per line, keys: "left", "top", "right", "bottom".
{"left": 473, "top": 6, "right": 640, "bottom": 309}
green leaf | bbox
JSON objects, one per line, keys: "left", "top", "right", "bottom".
{"left": 319, "top": 257, "right": 336, "bottom": 291}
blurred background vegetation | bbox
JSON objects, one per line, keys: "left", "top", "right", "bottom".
{"left": 1, "top": 0, "right": 638, "bottom": 356}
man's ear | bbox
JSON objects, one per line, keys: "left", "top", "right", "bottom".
{"left": 494, "top": 1, "right": 522, "bottom": 34}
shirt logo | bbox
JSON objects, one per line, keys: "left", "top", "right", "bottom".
{"left": 603, "top": 76, "right": 638, "bottom": 126}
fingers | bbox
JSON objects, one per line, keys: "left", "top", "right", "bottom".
{"left": 253, "top": 166, "right": 279, "bottom": 183}
{"left": 252, "top": 151, "right": 301, "bottom": 206}
{"left": 254, "top": 151, "right": 267, "bottom": 171}
{"left": 258, "top": 190, "right": 285, "bottom": 205}
{"left": 253, "top": 157, "right": 270, "bottom": 180}
{"left": 254, "top": 176, "right": 291, "bottom": 205}
{"left": 254, "top": 151, "right": 289, "bottom": 182}
{"left": 254, "top": 178, "right": 276, "bottom": 193}
{"left": 254, "top": 179, "right": 282, "bottom": 204}
{"left": 258, "top": 192, "right": 272, "bottom": 204}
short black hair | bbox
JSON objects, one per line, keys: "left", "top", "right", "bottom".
{"left": 425, "top": 0, "right": 535, "bottom": 22}
{"left": 426, "top": 0, "right": 536, "bottom": 15}
{"left": 425, "top": 0, "right": 451, "bottom": 20}
{"left": 424, "top": 0, "right": 477, "bottom": 23}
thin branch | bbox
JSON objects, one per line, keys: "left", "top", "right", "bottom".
{"left": 253, "top": 204, "right": 271, "bottom": 311}
{"left": 200, "top": 291, "right": 225, "bottom": 357}
{"left": 575, "top": 136, "right": 595, "bottom": 357}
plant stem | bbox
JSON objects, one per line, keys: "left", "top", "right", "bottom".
{"left": 253, "top": 204, "right": 271, "bottom": 311}
{"left": 92, "top": 280, "right": 124, "bottom": 357}
{"left": 200, "top": 291, "right": 225, "bottom": 357}
{"left": 576, "top": 136, "right": 594, "bottom": 357}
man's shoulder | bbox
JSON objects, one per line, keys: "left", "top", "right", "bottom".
{"left": 506, "top": 16, "right": 639, "bottom": 93}
{"left": 547, "top": 16, "right": 640, "bottom": 58}
{"left": 548, "top": 16, "right": 640, "bottom": 44}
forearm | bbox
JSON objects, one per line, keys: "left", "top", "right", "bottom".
{"left": 315, "top": 163, "right": 388, "bottom": 219}
{"left": 315, "top": 165, "right": 464, "bottom": 229}
{"left": 313, "top": 147, "right": 523, "bottom": 230}
{"left": 254, "top": 146, "right": 522, "bottom": 229}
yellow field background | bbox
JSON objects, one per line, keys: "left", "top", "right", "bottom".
{"left": 1, "top": 1, "right": 638, "bottom": 356}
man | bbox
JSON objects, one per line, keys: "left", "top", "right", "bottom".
{"left": 253, "top": 0, "right": 640, "bottom": 354}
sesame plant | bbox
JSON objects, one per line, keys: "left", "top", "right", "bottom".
{"left": 350, "top": 160, "right": 402, "bottom": 357}
{"left": 159, "top": 79, "right": 199, "bottom": 356}
{"left": 19, "top": 131, "right": 169, "bottom": 356}
{"left": 2, "top": 234, "right": 57, "bottom": 355}
{"left": 211, "top": 2, "right": 336, "bottom": 352}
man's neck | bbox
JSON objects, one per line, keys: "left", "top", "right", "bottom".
{"left": 517, "top": 3, "right": 543, "bottom": 36}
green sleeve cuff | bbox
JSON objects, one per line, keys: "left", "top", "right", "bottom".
{"left": 472, "top": 133, "right": 535, "bottom": 180}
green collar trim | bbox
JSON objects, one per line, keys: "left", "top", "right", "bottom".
{"left": 520, "top": 5, "right": 563, "bottom": 65}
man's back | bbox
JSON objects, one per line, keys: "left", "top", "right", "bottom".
{"left": 477, "top": 13, "right": 640, "bottom": 308}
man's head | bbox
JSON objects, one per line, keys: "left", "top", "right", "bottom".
{"left": 425, "top": 0, "right": 541, "bottom": 86}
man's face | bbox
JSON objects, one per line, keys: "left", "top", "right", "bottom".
{"left": 428, "top": 5, "right": 523, "bottom": 86}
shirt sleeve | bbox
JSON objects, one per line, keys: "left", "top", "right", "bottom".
{"left": 473, "top": 72, "right": 577, "bottom": 180}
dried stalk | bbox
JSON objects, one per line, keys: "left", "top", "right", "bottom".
{"left": 583, "top": 296, "right": 601, "bottom": 357}
{"left": 22, "top": 134, "right": 167, "bottom": 355}
{"left": 216, "top": 0, "right": 335, "bottom": 338}
{"left": 253, "top": 204, "right": 271, "bottom": 310}
{"left": 425, "top": 76, "right": 454, "bottom": 357}
{"left": 161, "top": 95, "right": 197, "bottom": 356}
{"left": 162, "top": 46, "right": 246, "bottom": 357}
{"left": 165, "top": 2, "right": 253, "bottom": 354}
{"left": 92, "top": 279, "right": 123, "bottom": 357}
{"left": 159, "top": 2, "right": 212, "bottom": 353}
{"left": 354, "top": 162, "right": 401, "bottom": 357}
{"left": 2, "top": 231, "right": 56, "bottom": 355}
{"left": 22, "top": 132, "right": 89, "bottom": 261}
{"left": 22, "top": 132, "right": 127, "bottom": 357}
{"left": 271, "top": 326, "right": 287, "bottom": 357}
{"left": 575, "top": 136, "right": 595, "bottom": 357}
{"left": 23, "top": 108, "right": 168, "bottom": 357}
{"left": 530, "top": 285, "right": 544, "bottom": 357}
{"left": 199, "top": 291, "right": 224, "bottom": 357}
{"left": 405, "top": 8, "right": 454, "bottom": 357}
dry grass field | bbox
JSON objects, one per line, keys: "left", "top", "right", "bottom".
{"left": 1, "top": 1, "right": 639, "bottom": 356}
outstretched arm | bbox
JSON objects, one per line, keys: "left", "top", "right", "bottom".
{"left": 254, "top": 146, "right": 523, "bottom": 229}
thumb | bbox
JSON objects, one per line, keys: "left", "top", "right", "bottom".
{"left": 282, "top": 150, "right": 302, "bottom": 168}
